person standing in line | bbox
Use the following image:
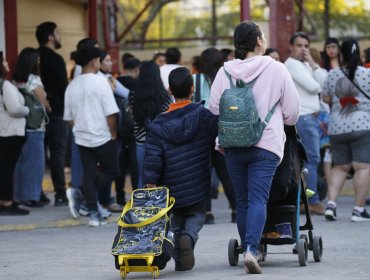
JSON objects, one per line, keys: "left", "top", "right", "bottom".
{"left": 264, "top": 47, "right": 280, "bottom": 61}
{"left": 160, "top": 47, "right": 182, "bottom": 92}
{"left": 0, "top": 51, "right": 29, "bottom": 215}
{"left": 36, "top": 21, "right": 69, "bottom": 206}
{"left": 130, "top": 61, "right": 172, "bottom": 188}
{"left": 209, "top": 21, "right": 300, "bottom": 274}
{"left": 193, "top": 47, "right": 237, "bottom": 224}
{"left": 321, "top": 37, "right": 340, "bottom": 72}
{"left": 13, "top": 47, "right": 51, "bottom": 208}
{"left": 284, "top": 31, "right": 328, "bottom": 215}
{"left": 322, "top": 39, "right": 370, "bottom": 222}
{"left": 63, "top": 46, "right": 120, "bottom": 227}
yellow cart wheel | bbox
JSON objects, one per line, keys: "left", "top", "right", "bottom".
{"left": 152, "top": 268, "right": 159, "bottom": 279}
{"left": 120, "top": 268, "right": 127, "bottom": 280}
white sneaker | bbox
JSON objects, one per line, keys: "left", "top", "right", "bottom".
{"left": 98, "top": 203, "right": 112, "bottom": 218}
{"left": 244, "top": 251, "right": 262, "bottom": 274}
{"left": 88, "top": 211, "right": 106, "bottom": 227}
{"left": 66, "top": 188, "right": 81, "bottom": 219}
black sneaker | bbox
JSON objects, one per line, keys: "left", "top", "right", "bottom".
{"left": 205, "top": 213, "right": 215, "bottom": 225}
{"left": 0, "top": 204, "right": 29, "bottom": 215}
{"left": 23, "top": 200, "right": 44, "bottom": 208}
{"left": 351, "top": 208, "right": 370, "bottom": 222}
{"left": 179, "top": 234, "right": 195, "bottom": 271}
{"left": 325, "top": 204, "right": 337, "bottom": 221}
{"left": 40, "top": 191, "right": 50, "bottom": 204}
{"left": 54, "top": 195, "right": 68, "bottom": 207}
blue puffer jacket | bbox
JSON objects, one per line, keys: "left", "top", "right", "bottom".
{"left": 143, "top": 102, "right": 218, "bottom": 208}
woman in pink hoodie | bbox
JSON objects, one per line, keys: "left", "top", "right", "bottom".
{"left": 209, "top": 21, "right": 300, "bottom": 274}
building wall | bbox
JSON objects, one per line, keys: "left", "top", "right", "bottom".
{"left": 0, "top": 0, "right": 5, "bottom": 53}
{"left": 17, "top": 0, "right": 88, "bottom": 74}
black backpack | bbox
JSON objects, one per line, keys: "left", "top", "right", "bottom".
{"left": 114, "top": 95, "right": 134, "bottom": 138}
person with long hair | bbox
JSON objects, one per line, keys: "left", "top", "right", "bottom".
{"left": 13, "top": 47, "right": 50, "bottom": 207}
{"left": 0, "top": 51, "right": 30, "bottom": 215}
{"left": 321, "top": 37, "right": 340, "bottom": 71}
{"left": 322, "top": 39, "right": 370, "bottom": 222}
{"left": 209, "top": 21, "right": 300, "bottom": 273}
{"left": 130, "top": 61, "right": 172, "bottom": 188}
{"left": 193, "top": 47, "right": 237, "bottom": 224}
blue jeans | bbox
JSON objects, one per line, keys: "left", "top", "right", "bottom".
{"left": 296, "top": 114, "right": 321, "bottom": 204}
{"left": 171, "top": 201, "right": 206, "bottom": 262}
{"left": 136, "top": 143, "right": 145, "bottom": 188}
{"left": 45, "top": 116, "right": 68, "bottom": 197}
{"left": 14, "top": 131, "right": 45, "bottom": 202}
{"left": 225, "top": 146, "right": 279, "bottom": 255}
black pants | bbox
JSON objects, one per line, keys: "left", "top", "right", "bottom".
{"left": 0, "top": 136, "right": 25, "bottom": 201}
{"left": 45, "top": 116, "right": 68, "bottom": 197}
{"left": 78, "top": 140, "right": 120, "bottom": 211}
{"left": 114, "top": 136, "right": 138, "bottom": 205}
{"left": 206, "top": 148, "right": 237, "bottom": 212}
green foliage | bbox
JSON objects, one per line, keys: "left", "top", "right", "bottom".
{"left": 117, "top": 0, "right": 370, "bottom": 48}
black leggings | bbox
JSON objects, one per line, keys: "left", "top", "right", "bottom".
{"left": 0, "top": 136, "right": 25, "bottom": 201}
{"left": 206, "top": 149, "right": 236, "bottom": 212}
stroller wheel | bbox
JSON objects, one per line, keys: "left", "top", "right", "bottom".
{"left": 228, "top": 239, "right": 239, "bottom": 266}
{"left": 258, "top": 244, "right": 267, "bottom": 261}
{"left": 313, "top": 235, "right": 323, "bottom": 262}
{"left": 297, "top": 239, "right": 308, "bottom": 266}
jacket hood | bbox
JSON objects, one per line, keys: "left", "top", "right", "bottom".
{"left": 224, "top": 55, "right": 275, "bottom": 83}
{"left": 148, "top": 103, "right": 203, "bottom": 144}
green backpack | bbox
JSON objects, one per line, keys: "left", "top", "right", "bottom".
{"left": 19, "top": 88, "right": 46, "bottom": 130}
{"left": 218, "top": 68, "right": 278, "bottom": 148}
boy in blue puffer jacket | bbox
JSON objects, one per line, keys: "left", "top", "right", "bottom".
{"left": 143, "top": 67, "right": 218, "bottom": 271}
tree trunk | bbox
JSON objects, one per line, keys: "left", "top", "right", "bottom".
{"left": 139, "top": 0, "right": 180, "bottom": 47}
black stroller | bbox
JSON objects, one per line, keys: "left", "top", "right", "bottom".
{"left": 228, "top": 126, "right": 323, "bottom": 267}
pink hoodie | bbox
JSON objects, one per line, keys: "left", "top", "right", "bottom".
{"left": 209, "top": 55, "right": 300, "bottom": 161}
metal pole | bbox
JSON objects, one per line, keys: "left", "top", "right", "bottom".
{"left": 211, "top": 0, "right": 217, "bottom": 46}
{"left": 240, "top": 0, "right": 250, "bottom": 22}
{"left": 324, "top": 0, "right": 330, "bottom": 39}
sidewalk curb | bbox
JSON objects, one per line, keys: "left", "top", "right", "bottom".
{"left": 0, "top": 216, "right": 117, "bottom": 232}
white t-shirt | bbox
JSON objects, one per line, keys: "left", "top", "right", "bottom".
{"left": 63, "top": 73, "right": 119, "bottom": 147}
{"left": 160, "top": 64, "right": 181, "bottom": 91}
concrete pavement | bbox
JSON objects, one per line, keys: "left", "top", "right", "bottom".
{"left": 1, "top": 193, "right": 370, "bottom": 280}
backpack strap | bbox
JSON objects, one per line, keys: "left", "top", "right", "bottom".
{"left": 0, "top": 79, "right": 4, "bottom": 96}
{"left": 262, "top": 101, "right": 279, "bottom": 128}
{"left": 223, "top": 68, "right": 235, "bottom": 88}
{"left": 194, "top": 73, "right": 201, "bottom": 102}
{"left": 340, "top": 68, "right": 370, "bottom": 101}
{"left": 117, "top": 197, "right": 175, "bottom": 228}
{"left": 223, "top": 67, "right": 260, "bottom": 88}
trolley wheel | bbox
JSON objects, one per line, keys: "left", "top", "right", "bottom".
{"left": 297, "top": 239, "right": 308, "bottom": 266}
{"left": 120, "top": 268, "right": 127, "bottom": 280}
{"left": 312, "top": 235, "right": 323, "bottom": 262}
{"left": 114, "top": 256, "right": 120, "bottom": 270}
{"left": 228, "top": 239, "right": 239, "bottom": 266}
{"left": 299, "top": 234, "right": 308, "bottom": 244}
{"left": 152, "top": 268, "right": 159, "bottom": 279}
{"left": 258, "top": 244, "right": 267, "bottom": 262}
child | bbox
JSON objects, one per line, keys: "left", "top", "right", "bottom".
{"left": 143, "top": 67, "right": 218, "bottom": 271}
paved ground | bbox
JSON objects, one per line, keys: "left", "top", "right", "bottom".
{"left": 1, "top": 191, "right": 370, "bottom": 280}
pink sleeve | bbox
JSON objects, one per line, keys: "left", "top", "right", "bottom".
{"left": 209, "top": 69, "right": 226, "bottom": 115}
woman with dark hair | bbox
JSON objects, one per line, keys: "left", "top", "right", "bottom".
{"left": 12, "top": 47, "right": 49, "bottom": 207}
{"left": 209, "top": 21, "right": 300, "bottom": 273}
{"left": 264, "top": 47, "right": 280, "bottom": 61}
{"left": 322, "top": 39, "right": 370, "bottom": 222}
{"left": 193, "top": 47, "right": 237, "bottom": 224}
{"left": 321, "top": 37, "right": 340, "bottom": 71}
{"left": 130, "top": 61, "right": 172, "bottom": 188}
{"left": 0, "top": 51, "right": 30, "bottom": 215}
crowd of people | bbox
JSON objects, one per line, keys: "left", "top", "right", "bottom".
{"left": 1, "top": 19, "right": 370, "bottom": 274}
